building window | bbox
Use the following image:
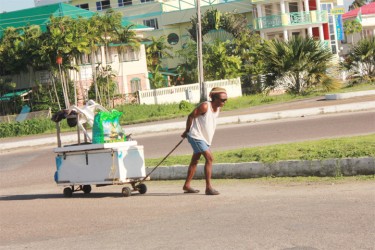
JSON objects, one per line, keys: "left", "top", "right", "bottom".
{"left": 75, "top": 3, "right": 89, "bottom": 10}
{"left": 143, "top": 18, "right": 159, "bottom": 29}
{"left": 141, "top": 0, "right": 154, "bottom": 2}
{"left": 96, "top": 1, "right": 111, "bottom": 11}
{"left": 167, "top": 33, "right": 179, "bottom": 45}
{"left": 118, "top": 0, "right": 132, "bottom": 6}
{"left": 321, "top": 3, "right": 337, "bottom": 54}
{"left": 130, "top": 78, "right": 141, "bottom": 92}
{"left": 288, "top": 2, "right": 298, "bottom": 13}
{"left": 264, "top": 4, "right": 273, "bottom": 16}
{"left": 120, "top": 48, "right": 140, "bottom": 62}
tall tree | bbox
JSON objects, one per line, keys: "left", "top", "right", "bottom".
{"left": 259, "top": 36, "right": 334, "bottom": 94}
{"left": 188, "top": 8, "right": 249, "bottom": 42}
{"left": 146, "top": 36, "right": 172, "bottom": 68}
{"left": 343, "top": 19, "right": 363, "bottom": 43}
{"left": 203, "top": 40, "right": 241, "bottom": 80}
{"left": 348, "top": 0, "right": 366, "bottom": 10}
{"left": 0, "top": 27, "right": 28, "bottom": 75}
{"left": 178, "top": 9, "right": 260, "bottom": 86}
{"left": 340, "top": 36, "right": 375, "bottom": 81}
{"left": 95, "top": 9, "right": 122, "bottom": 106}
{"left": 145, "top": 36, "right": 172, "bottom": 89}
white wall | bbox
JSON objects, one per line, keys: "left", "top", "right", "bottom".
{"left": 138, "top": 78, "right": 242, "bottom": 105}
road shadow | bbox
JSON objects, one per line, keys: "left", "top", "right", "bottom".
{"left": 0, "top": 192, "right": 193, "bottom": 201}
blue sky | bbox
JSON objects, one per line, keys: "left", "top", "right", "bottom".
{"left": 0, "top": 0, "right": 354, "bottom": 13}
{"left": 0, "top": 0, "right": 35, "bottom": 13}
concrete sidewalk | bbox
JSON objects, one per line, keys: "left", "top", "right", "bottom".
{"left": 1, "top": 91, "right": 374, "bottom": 152}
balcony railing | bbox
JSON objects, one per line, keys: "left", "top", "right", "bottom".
{"left": 253, "top": 10, "right": 328, "bottom": 30}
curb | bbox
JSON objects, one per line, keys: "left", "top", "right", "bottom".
{"left": 146, "top": 157, "right": 375, "bottom": 180}
{"left": 325, "top": 90, "right": 375, "bottom": 100}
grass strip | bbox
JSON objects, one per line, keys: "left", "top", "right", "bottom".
{"left": 145, "top": 134, "right": 375, "bottom": 167}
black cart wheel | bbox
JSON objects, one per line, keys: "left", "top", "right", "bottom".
{"left": 136, "top": 183, "right": 147, "bottom": 194}
{"left": 82, "top": 185, "right": 92, "bottom": 194}
{"left": 122, "top": 187, "right": 131, "bottom": 197}
{"left": 63, "top": 187, "right": 73, "bottom": 197}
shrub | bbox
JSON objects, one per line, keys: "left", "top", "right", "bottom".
{"left": 179, "top": 100, "right": 193, "bottom": 112}
{"left": 0, "top": 118, "right": 58, "bottom": 138}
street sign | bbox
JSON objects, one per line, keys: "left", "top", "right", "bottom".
{"left": 335, "top": 15, "right": 344, "bottom": 40}
{"left": 331, "top": 7, "right": 345, "bottom": 15}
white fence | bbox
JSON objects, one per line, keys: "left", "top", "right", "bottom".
{"left": 138, "top": 78, "right": 242, "bottom": 105}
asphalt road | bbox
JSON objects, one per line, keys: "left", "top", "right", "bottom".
{"left": 1, "top": 111, "right": 374, "bottom": 249}
{"left": 0, "top": 179, "right": 374, "bottom": 250}
{"left": 135, "top": 111, "right": 375, "bottom": 158}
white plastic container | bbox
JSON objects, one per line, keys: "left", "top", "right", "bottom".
{"left": 54, "top": 141, "right": 145, "bottom": 185}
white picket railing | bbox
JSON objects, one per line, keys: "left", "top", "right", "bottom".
{"left": 138, "top": 78, "right": 242, "bottom": 105}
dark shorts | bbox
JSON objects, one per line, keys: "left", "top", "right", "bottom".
{"left": 187, "top": 135, "right": 210, "bottom": 154}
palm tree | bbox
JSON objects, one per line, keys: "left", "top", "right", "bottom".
{"left": 148, "top": 65, "right": 166, "bottom": 89}
{"left": 340, "top": 36, "right": 375, "bottom": 80}
{"left": 348, "top": 0, "right": 366, "bottom": 10}
{"left": 87, "top": 14, "right": 103, "bottom": 103}
{"left": 188, "top": 8, "right": 249, "bottom": 42}
{"left": 114, "top": 25, "right": 140, "bottom": 50}
{"left": 113, "top": 24, "right": 140, "bottom": 94}
{"left": 0, "top": 28, "right": 27, "bottom": 75}
{"left": 44, "top": 16, "right": 85, "bottom": 108}
{"left": 95, "top": 9, "right": 122, "bottom": 107}
{"left": 145, "top": 36, "right": 172, "bottom": 68}
{"left": 344, "top": 20, "right": 363, "bottom": 43}
{"left": 259, "top": 36, "right": 334, "bottom": 94}
{"left": 203, "top": 40, "right": 241, "bottom": 81}
{"left": 175, "top": 40, "right": 198, "bottom": 84}
{"left": 145, "top": 36, "right": 172, "bottom": 89}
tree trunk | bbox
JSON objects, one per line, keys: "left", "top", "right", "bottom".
{"left": 91, "top": 50, "right": 98, "bottom": 102}
{"left": 51, "top": 73, "right": 61, "bottom": 110}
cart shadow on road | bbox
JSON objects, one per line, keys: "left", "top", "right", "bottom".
{"left": 0, "top": 192, "right": 192, "bottom": 201}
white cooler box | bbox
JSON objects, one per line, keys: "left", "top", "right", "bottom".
{"left": 54, "top": 141, "right": 146, "bottom": 185}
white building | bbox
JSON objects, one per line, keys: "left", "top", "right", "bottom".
{"left": 251, "top": 0, "right": 344, "bottom": 55}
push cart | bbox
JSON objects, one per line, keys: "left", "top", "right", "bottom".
{"left": 52, "top": 101, "right": 148, "bottom": 197}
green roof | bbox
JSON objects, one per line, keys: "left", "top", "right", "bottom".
{"left": 0, "top": 89, "right": 30, "bottom": 101}
{"left": 0, "top": 3, "right": 94, "bottom": 36}
{"left": 0, "top": 3, "right": 148, "bottom": 38}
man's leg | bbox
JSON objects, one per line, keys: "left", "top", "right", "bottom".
{"left": 201, "top": 150, "right": 214, "bottom": 190}
{"left": 202, "top": 150, "right": 219, "bottom": 195}
{"left": 183, "top": 152, "right": 201, "bottom": 191}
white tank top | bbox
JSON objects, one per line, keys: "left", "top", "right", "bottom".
{"left": 189, "top": 101, "right": 220, "bottom": 145}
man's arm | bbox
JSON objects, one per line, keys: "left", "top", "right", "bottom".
{"left": 181, "top": 102, "right": 208, "bottom": 138}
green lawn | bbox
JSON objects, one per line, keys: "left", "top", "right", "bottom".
{"left": 145, "top": 134, "right": 375, "bottom": 167}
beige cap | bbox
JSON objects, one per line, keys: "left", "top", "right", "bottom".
{"left": 210, "top": 87, "right": 227, "bottom": 94}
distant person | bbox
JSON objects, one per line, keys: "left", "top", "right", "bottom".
{"left": 181, "top": 87, "right": 227, "bottom": 195}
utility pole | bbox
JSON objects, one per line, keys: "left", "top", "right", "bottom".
{"left": 196, "top": 0, "right": 206, "bottom": 102}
